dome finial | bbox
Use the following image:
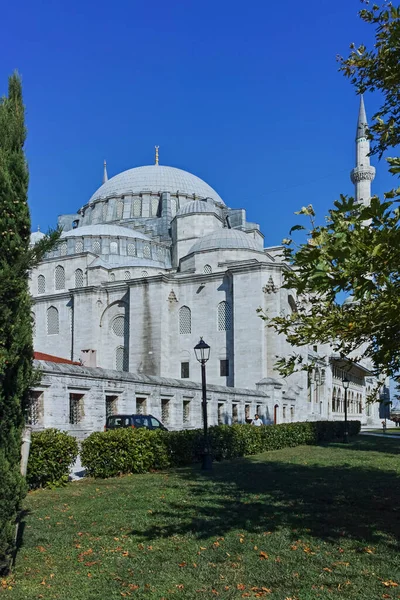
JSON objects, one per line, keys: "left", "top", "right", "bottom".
{"left": 155, "top": 145, "right": 159, "bottom": 166}
{"left": 37, "top": 225, "right": 40, "bottom": 232}
{"left": 103, "top": 159, "right": 108, "bottom": 184}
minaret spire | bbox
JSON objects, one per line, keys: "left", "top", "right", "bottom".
{"left": 350, "top": 95, "right": 375, "bottom": 206}
{"left": 155, "top": 145, "right": 159, "bottom": 166}
{"left": 103, "top": 159, "right": 108, "bottom": 184}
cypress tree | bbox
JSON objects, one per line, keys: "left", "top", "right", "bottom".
{"left": 0, "top": 73, "right": 59, "bottom": 571}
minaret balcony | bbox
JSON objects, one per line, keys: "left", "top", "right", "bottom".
{"left": 350, "top": 166, "right": 376, "bottom": 184}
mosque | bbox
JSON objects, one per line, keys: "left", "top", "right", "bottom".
{"left": 28, "top": 99, "right": 381, "bottom": 437}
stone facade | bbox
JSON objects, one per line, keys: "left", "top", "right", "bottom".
{"left": 29, "top": 101, "right": 383, "bottom": 435}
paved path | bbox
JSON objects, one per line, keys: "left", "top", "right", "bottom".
{"left": 360, "top": 432, "right": 400, "bottom": 439}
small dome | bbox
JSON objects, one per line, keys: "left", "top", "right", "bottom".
{"left": 176, "top": 199, "right": 219, "bottom": 216}
{"left": 189, "top": 228, "right": 262, "bottom": 254}
{"left": 30, "top": 230, "right": 46, "bottom": 245}
{"left": 89, "top": 165, "right": 225, "bottom": 205}
{"left": 61, "top": 224, "right": 151, "bottom": 241}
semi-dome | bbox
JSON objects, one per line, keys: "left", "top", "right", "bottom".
{"left": 61, "top": 224, "right": 151, "bottom": 241}
{"left": 176, "top": 199, "right": 219, "bottom": 216}
{"left": 189, "top": 228, "right": 263, "bottom": 254}
{"left": 89, "top": 165, "right": 225, "bottom": 205}
{"left": 30, "top": 230, "right": 46, "bottom": 245}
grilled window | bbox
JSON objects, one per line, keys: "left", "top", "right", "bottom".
{"left": 102, "top": 203, "right": 108, "bottom": 220}
{"left": 220, "top": 359, "right": 229, "bottom": 377}
{"left": 54, "top": 265, "right": 65, "bottom": 290}
{"left": 116, "top": 200, "right": 124, "bottom": 219}
{"left": 203, "top": 264, "right": 212, "bottom": 274}
{"left": 60, "top": 242, "right": 67, "bottom": 256}
{"left": 29, "top": 391, "right": 42, "bottom": 425}
{"left": 37, "top": 275, "right": 46, "bottom": 294}
{"left": 110, "top": 241, "right": 118, "bottom": 254}
{"left": 218, "top": 402, "right": 224, "bottom": 425}
{"left": 133, "top": 197, "right": 142, "bottom": 217}
{"left": 181, "top": 362, "right": 190, "bottom": 379}
{"left": 92, "top": 240, "right": 101, "bottom": 254}
{"left": 143, "top": 244, "right": 151, "bottom": 259}
{"left": 179, "top": 306, "right": 191, "bottom": 335}
{"left": 124, "top": 271, "right": 131, "bottom": 280}
{"left": 75, "top": 269, "right": 84, "bottom": 288}
{"left": 218, "top": 301, "right": 232, "bottom": 331}
{"left": 112, "top": 316, "right": 126, "bottom": 337}
{"left": 110, "top": 272, "right": 115, "bottom": 282}
{"left": 115, "top": 346, "right": 128, "bottom": 371}
{"left": 105, "top": 395, "right": 117, "bottom": 418}
{"left": 47, "top": 306, "right": 59, "bottom": 335}
{"left": 183, "top": 400, "right": 190, "bottom": 424}
{"left": 136, "top": 398, "right": 147, "bottom": 414}
{"left": 75, "top": 240, "right": 84, "bottom": 253}
{"left": 127, "top": 243, "right": 136, "bottom": 256}
{"left": 161, "top": 399, "right": 170, "bottom": 424}
{"left": 232, "top": 403, "right": 238, "bottom": 424}
{"left": 151, "top": 197, "right": 159, "bottom": 216}
{"left": 141, "top": 270, "right": 148, "bottom": 277}
{"left": 69, "top": 393, "right": 83, "bottom": 424}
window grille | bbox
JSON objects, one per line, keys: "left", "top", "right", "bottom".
{"left": 245, "top": 404, "right": 250, "bottom": 419}
{"left": 151, "top": 197, "right": 159, "bottom": 216}
{"left": 116, "top": 200, "right": 124, "bottom": 219}
{"left": 37, "top": 275, "right": 46, "bottom": 294}
{"left": 181, "top": 362, "right": 189, "bottom": 379}
{"left": 136, "top": 398, "right": 147, "bottom": 414}
{"left": 232, "top": 403, "right": 238, "bottom": 424}
{"left": 124, "top": 271, "right": 131, "bottom": 280}
{"left": 141, "top": 270, "right": 148, "bottom": 277}
{"left": 179, "top": 306, "right": 191, "bottom": 334}
{"left": 127, "top": 243, "right": 136, "bottom": 256}
{"left": 75, "top": 269, "right": 84, "bottom": 288}
{"left": 203, "top": 264, "right": 212, "bottom": 274}
{"left": 29, "top": 391, "right": 42, "bottom": 425}
{"left": 183, "top": 400, "right": 190, "bottom": 424}
{"left": 290, "top": 406, "right": 294, "bottom": 421}
{"left": 60, "top": 242, "right": 67, "bottom": 256}
{"left": 115, "top": 346, "right": 128, "bottom": 371}
{"left": 143, "top": 244, "right": 151, "bottom": 259}
{"left": 110, "top": 272, "right": 115, "bottom": 281}
{"left": 112, "top": 316, "right": 126, "bottom": 337}
{"left": 218, "top": 301, "right": 232, "bottom": 331}
{"left": 220, "top": 359, "right": 229, "bottom": 377}
{"left": 133, "top": 197, "right": 142, "bottom": 217}
{"left": 218, "top": 402, "right": 224, "bottom": 425}
{"left": 75, "top": 240, "right": 84, "bottom": 253}
{"left": 161, "top": 399, "right": 170, "bottom": 424}
{"left": 69, "top": 393, "right": 82, "bottom": 424}
{"left": 102, "top": 203, "right": 108, "bottom": 220}
{"left": 110, "top": 241, "right": 118, "bottom": 254}
{"left": 47, "top": 306, "right": 59, "bottom": 335}
{"left": 54, "top": 265, "right": 65, "bottom": 290}
{"left": 282, "top": 406, "right": 287, "bottom": 420}
{"left": 105, "top": 395, "right": 117, "bottom": 418}
{"left": 92, "top": 240, "right": 101, "bottom": 254}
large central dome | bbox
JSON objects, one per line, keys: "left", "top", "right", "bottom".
{"left": 89, "top": 165, "right": 225, "bottom": 205}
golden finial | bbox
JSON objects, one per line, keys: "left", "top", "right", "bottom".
{"left": 155, "top": 145, "right": 159, "bottom": 165}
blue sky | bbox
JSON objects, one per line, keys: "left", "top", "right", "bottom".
{"left": 0, "top": 0, "right": 392, "bottom": 245}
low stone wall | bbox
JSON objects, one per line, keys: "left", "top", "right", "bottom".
{"left": 31, "top": 360, "right": 270, "bottom": 440}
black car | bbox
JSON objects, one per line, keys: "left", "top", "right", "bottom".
{"left": 105, "top": 414, "right": 168, "bottom": 431}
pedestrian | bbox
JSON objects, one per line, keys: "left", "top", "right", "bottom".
{"left": 252, "top": 414, "right": 263, "bottom": 427}
{"left": 382, "top": 420, "right": 387, "bottom": 433}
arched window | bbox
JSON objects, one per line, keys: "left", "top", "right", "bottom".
{"left": 116, "top": 200, "right": 124, "bottom": 219}
{"left": 288, "top": 294, "right": 298, "bottom": 313}
{"left": 141, "top": 270, "right": 148, "bottom": 277}
{"left": 92, "top": 240, "right": 101, "bottom": 254}
{"left": 127, "top": 243, "right": 136, "bottom": 256}
{"left": 218, "top": 301, "right": 232, "bottom": 331}
{"left": 75, "top": 240, "right": 84, "bottom": 253}
{"left": 109, "top": 273, "right": 115, "bottom": 282}
{"left": 102, "top": 203, "right": 108, "bottom": 220}
{"left": 112, "top": 315, "right": 126, "bottom": 337}
{"left": 143, "top": 244, "right": 151, "bottom": 259}
{"left": 133, "top": 197, "right": 142, "bottom": 217}
{"left": 47, "top": 306, "right": 59, "bottom": 335}
{"left": 54, "top": 265, "right": 65, "bottom": 290}
{"left": 179, "top": 306, "right": 191, "bottom": 334}
{"left": 116, "top": 346, "right": 128, "bottom": 371}
{"left": 60, "top": 242, "right": 67, "bottom": 256}
{"left": 75, "top": 269, "right": 84, "bottom": 288}
{"left": 110, "top": 241, "right": 118, "bottom": 254}
{"left": 37, "top": 275, "right": 46, "bottom": 294}
{"left": 124, "top": 271, "right": 131, "bottom": 280}
{"left": 151, "top": 197, "right": 159, "bottom": 216}
{"left": 332, "top": 387, "right": 337, "bottom": 412}
{"left": 203, "top": 264, "right": 212, "bottom": 274}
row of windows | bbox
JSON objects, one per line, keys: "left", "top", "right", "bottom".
{"left": 37, "top": 267, "right": 84, "bottom": 294}
{"left": 179, "top": 302, "right": 232, "bottom": 334}
{"left": 332, "top": 387, "right": 363, "bottom": 413}
{"left": 332, "top": 366, "right": 363, "bottom": 386}
{"left": 181, "top": 359, "right": 229, "bottom": 379}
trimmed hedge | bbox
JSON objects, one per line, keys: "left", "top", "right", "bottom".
{"left": 27, "top": 429, "right": 79, "bottom": 489}
{"left": 80, "top": 420, "right": 361, "bottom": 478}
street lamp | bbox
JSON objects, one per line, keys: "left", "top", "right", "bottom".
{"left": 194, "top": 337, "right": 212, "bottom": 470}
{"left": 342, "top": 375, "right": 350, "bottom": 443}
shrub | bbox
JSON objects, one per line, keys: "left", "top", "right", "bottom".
{"left": 81, "top": 428, "right": 170, "bottom": 478}
{"left": 80, "top": 420, "right": 361, "bottom": 478}
{"left": 27, "top": 429, "right": 79, "bottom": 489}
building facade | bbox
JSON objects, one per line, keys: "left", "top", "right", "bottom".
{"left": 29, "top": 99, "right": 381, "bottom": 435}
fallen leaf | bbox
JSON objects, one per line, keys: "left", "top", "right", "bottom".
{"left": 259, "top": 551, "right": 268, "bottom": 560}
{"left": 178, "top": 562, "right": 186, "bottom": 568}
{"left": 237, "top": 584, "right": 246, "bottom": 591}
{"left": 37, "top": 546, "right": 46, "bottom": 553}
{"left": 382, "top": 580, "right": 398, "bottom": 588}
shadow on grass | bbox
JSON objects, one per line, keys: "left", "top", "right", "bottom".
{"left": 131, "top": 441, "right": 400, "bottom": 548}
{"left": 330, "top": 436, "right": 400, "bottom": 455}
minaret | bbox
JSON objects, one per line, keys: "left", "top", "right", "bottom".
{"left": 350, "top": 96, "right": 375, "bottom": 206}
{"left": 103, "top": 160, "right": 108, "bottom": 184}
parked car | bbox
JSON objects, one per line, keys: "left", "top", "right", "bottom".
{"left": 104, "top": 414, "right": 168, "bottom": 432}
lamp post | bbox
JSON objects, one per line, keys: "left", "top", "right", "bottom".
{"left": 342, "top": 375, "right": 350, "bottom": 443}
{"left": 194, "top": 337, "right": 212, "bottom": 470}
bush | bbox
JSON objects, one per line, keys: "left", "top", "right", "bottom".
{"left": 27, "top": 429, "right": 79, "bottom": 489}
{"left": 81, "top": 428, "right": 169, "bottom": 478}
{"left": 80, "top": 420, "right": 361, "bottom": 478}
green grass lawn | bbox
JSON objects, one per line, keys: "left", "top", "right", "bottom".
{"left": 2, "top": 437, "right": 400, "bottom": 600}
{"left": 363, "top": 428, "right": 400, "bottom": 435}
